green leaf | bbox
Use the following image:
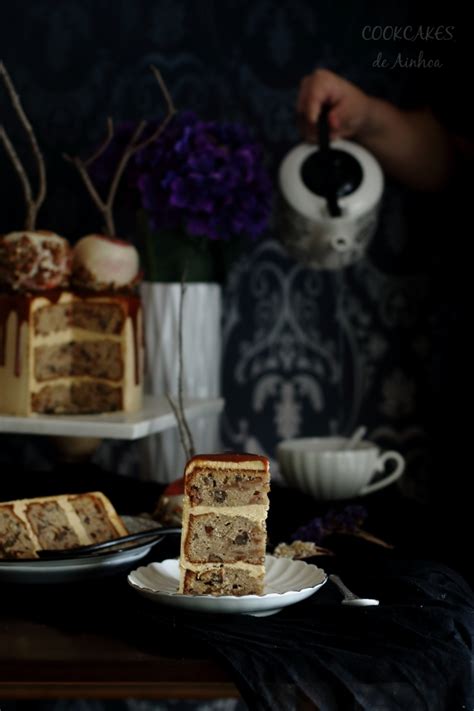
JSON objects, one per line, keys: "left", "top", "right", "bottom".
{"left": 135, "top": 210, "right": 246, "bottom": 283}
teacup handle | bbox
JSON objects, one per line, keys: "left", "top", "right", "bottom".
{"left": 359, "top": 451, "right": 405, "bottom": 496}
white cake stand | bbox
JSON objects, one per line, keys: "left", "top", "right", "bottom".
{"left": 0, "top": 395, "right": 225, "bottom": 462}
{"left": 0, "top": 395, "right": 224, "bottom": 440}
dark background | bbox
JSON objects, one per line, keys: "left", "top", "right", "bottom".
{"left": 0, "top": 0, "right": 469, "bottom": 502}
{"left": 0, "top": 3, "right": 471, "bottom": 710}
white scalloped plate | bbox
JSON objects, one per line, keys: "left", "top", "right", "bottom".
{"left": 128, "top": 555, "right": 327, "bottom": 617}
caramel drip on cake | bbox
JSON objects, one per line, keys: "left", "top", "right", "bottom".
{"left": 123, "top": 294, "right": 141, "bottom": 386}
{"left": 179, "top": 453, "right": 270, "bottom": 596}
{"left": 0, "top": 293, "right": 44, "bottom": 374}
{"left": 0, "top": 291, "right": 68, "bottom": 374}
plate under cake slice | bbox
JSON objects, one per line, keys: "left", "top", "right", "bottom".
{"left": 179, "top": 453, "right": 271, "bottom": 596}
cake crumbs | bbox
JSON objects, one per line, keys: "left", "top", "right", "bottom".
{"left": 273, "top": 540, "right": 334, "bottom": 559}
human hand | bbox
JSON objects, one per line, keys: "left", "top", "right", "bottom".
{"left": 297, "top": 68, "right": 374, "bottom": 142}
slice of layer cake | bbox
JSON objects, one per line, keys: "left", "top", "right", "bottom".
{"left": 179, "top": 453, "right": 271, "bottom": 596}
{"left": 0, "top": 491, "right": 128, "bottom": 559}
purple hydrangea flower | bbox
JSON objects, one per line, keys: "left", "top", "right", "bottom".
{"left": 92, "top": 111, "right": 272, "bottom": 243}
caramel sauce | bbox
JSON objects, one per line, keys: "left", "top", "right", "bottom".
{"left": 93, "top": 292, "right": 142, "bottom": 386}
{"left": 186, "top": 452, "right": 270, "bottom": 469}
{"left": 0, "top": 294, "right": 30, "bottom": 375}
{"left": 126, "top": 294, "right": 142, "bottom": 386}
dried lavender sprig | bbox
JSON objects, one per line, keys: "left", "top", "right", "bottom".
{"left": 290, "top": 505, "right": 368, "bottom": 545}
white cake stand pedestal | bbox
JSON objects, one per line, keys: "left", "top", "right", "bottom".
{"left": 0, "top": 395, "right": 224, "bottom": 464}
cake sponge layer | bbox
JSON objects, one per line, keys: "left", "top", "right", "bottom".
{"left": 0, "top": 507, "right": 37, "bottom": 559}
{"left": 34, "top": 301, "right": 126, "bottom": 336}
{"left": 32, "top": 381, "right": 122, "bottom": 414}
{"left": 186, "top": 466, "right": 270, "bottom": 507}
{"left": 34, "top": 340, "right": 123, "bottom": 381}
{"left": 182, "top": 564, "right": 264, "bottom": 596}
{"left": 184, "top": 511, "right": 266, "bottom": 564}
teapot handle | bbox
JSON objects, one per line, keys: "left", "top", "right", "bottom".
{"left": 318, "top": 105, "right": 341, "bottom": 217}
{"left": 318, "top": 104, "right": 331, "bottom": 155}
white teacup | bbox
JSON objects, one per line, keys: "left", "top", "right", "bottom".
{"left": 277, "top": 437, "right": 405, "bottom": 500}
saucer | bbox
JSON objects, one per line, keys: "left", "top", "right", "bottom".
{"left": 128, "top": 555, "right": 327, "bottom": 617}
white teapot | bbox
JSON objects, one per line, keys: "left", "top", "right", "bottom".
{"left": 278, "top": 108, "right": 384, "bottom": 269}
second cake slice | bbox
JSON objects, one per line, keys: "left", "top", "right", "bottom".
{"left": 179, "top": 453, "right": 270, "bottom": 596}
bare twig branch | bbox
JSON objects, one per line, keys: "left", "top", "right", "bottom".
{"left": 65, "top": 65, "right": 177, "bottom": 237}
{"left": 166, "top": 270, "right": 196, "bottom": 461}
{"left": 83, "top": 117, "right": 114, "bottom": 166}
{"left": 0, "top": 62, "right": 47, "bottom": 230}
{"left": 353, "top": 529, "right": 394, "bottom": 549}
{"left": 132, "top": 65, "right": 176, "bottom": 153}
{"left": 177, "top": 270, "right": 195, "bottom": 457}
{"left": 62, "top": 153, "right": 110, "bottom": 226}
{"left": 0, "top": 125, "right": 34, "bottom": 225}
{"left": 149, "top": 65, "right": 175, "bottom": 118}
{"left": 105, "top": 120, "right": 148, "bottom": 235}
{"left": 166, "top": 394, "right": 192, "bottom": 462}
{"left": 342, "top": 529, "right": 394, "bottom": 549}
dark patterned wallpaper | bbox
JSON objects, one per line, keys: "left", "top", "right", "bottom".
{"left": 0, "top": 0, "right": 467, "bottom": 503}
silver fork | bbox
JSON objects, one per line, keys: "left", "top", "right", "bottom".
{"left": 329, "top": 574, "right": 380, "bottom": 606}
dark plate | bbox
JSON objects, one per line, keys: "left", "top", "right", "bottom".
{"left": 0, "top": 516, "right": 172, "bottom": 583}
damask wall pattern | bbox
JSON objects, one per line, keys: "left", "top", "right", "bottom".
{"left": 0, "top": 0, "right": 456, "bottom": 504}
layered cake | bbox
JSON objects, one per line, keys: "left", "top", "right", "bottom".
{"left": 0, "top": 62, "right": 144, "bottom": 416}
{"left": 179, "top": 453, "right": 271, "bottom": 596}
{"left": 0, "top": 232, "right": 143, "bottom": 415}
{"left": 0, "top": 491, "right": 128, "bottom": 559}
{"left": 0, "top": 63, "right": 147, "bottom": 417}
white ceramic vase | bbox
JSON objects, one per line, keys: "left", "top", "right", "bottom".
{"left": 140, "top": 281, "right": 222, "bottom": 482}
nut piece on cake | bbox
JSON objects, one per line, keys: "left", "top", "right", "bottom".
{"left": 72, "top": 234, "right": 140, "bottom": 292}
{"left": 0, "top": 231, "right": 72, "bottom": 291}
{"left": 179, "top": 453, "right": 271, "bottom": 596}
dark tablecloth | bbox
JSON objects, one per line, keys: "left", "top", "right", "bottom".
{"left": 143, "top": 557, "right": 474, "bottom": 711}
{"left": 2, "top": 465, "right": 473, "bottom": 710}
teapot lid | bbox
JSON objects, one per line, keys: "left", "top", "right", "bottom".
{"left": 278, "top": 139, "right": 384, "bottom": 223}
{"left": 301, "top": 149, "right": 363, "bottom": 215}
